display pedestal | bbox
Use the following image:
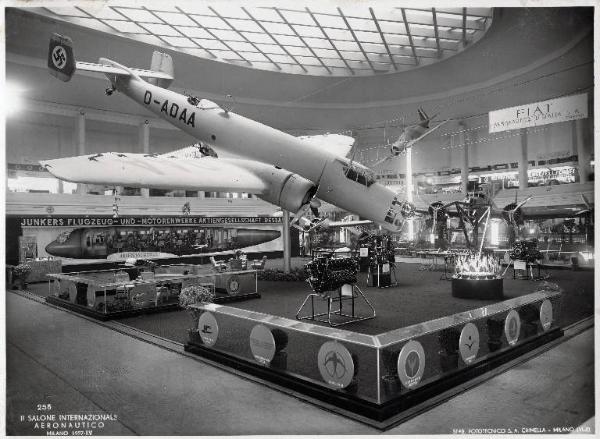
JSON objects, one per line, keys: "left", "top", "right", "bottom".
{"left": 451, "top": 277, "right": 504, "bottom": 300}
{"left": 368, "top": 264, "right": 396, "bottom": 288}
{"left": 295, "top": 284, "right": 375, "bottom": 327}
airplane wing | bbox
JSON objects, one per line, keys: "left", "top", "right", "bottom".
{"left": 40, "top": 153, "right": 269, "bottom": 194}
{"left": 75, "top": 61, "right": 173, "bottom": 80}
{"left": 405, "top": 119, "right": 450, "bottom": 149}
{"left": 297, "top": 133, "right": 355, "bottom": 158}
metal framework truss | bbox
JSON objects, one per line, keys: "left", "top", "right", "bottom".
{"left": 35, "top": 4, "right": 492, "bottom": 76}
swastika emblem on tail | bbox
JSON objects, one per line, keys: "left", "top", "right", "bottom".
{"left": 52, "top": 46, "right": 67, "bottom": 69}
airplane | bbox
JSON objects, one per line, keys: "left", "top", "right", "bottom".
{"left": 42, "top": 34, "right": 416, "bottom": 233}
{"left": 372, "top": 108, "right": 450, "bottom": 167}
{"left": 45, "top": 225, "right": 281, "bottom": 259}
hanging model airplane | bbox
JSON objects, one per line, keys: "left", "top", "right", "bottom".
{"left": 42, "top": 34, "right": 416, "bottom": 232}
{"left": 372, "top": 108, "right": 450, "bottom": 167}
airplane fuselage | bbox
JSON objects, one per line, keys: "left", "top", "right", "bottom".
{"left": 45, "top": 225, "right": 281, "bottom": 259}
{"left": 114, "top": 76, "right": 409, "bottom": 231}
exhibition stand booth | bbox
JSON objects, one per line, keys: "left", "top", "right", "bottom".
{"left": 185, "top": 288, "right": 562, "bottom": 427}
{"left": 45, "top": 264, "right": 259, "bottom": 320}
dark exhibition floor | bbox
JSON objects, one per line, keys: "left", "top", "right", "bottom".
{"left": 26, "top": 262, "right": 594, "bottom": 342}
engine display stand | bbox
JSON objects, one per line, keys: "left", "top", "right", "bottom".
{"left": 295, "top": 284, "right": 376, "bottom": 327}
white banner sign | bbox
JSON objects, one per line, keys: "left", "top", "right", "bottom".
{"left": 489, "top": 93, "right": 587, "bottom": 133}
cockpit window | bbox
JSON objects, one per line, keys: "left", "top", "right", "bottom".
{"left": 341, "top": 161, "right": 376, "bottom": 186}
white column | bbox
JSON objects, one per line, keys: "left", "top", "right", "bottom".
{"left": 282, "top": 210, "right": 291, "bottom": 274}
{"left": 459, "top": 121, "right": 468, "bottom": 195}
{"left": 406, "top": 147, "right": 414, "bottom": 240}
{"left": 519, "top": 128, "right": 528, "bottom": 190}
{"left": 575, "top": 119, "right": 590, "bottom": 184}
{"left": 139, "top": 120, "right": 150, "bottom": 197}
{"left": 76, "top": 111, "right": 87, "bottom": 194}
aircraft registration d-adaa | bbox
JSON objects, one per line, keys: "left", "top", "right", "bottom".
{"left": 42, "top": 34, "right": 415, "bottom": 232}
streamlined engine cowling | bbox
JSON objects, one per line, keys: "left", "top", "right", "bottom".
{"left": 255, "top": 168, "right": 316, "bottom": 213}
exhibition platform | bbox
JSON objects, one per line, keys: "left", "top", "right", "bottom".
{"left": 5, "top": 291, "right": 594, "bottom": 434}
{"left": 20, "top": 260, "right": 593, "bottom": 427}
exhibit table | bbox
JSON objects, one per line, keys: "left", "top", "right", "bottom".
{"left": 46, "top": 267, "right": 259, "bottom": 319}
{"left": 24, "top": 259, "right": 62, "bottom": 283}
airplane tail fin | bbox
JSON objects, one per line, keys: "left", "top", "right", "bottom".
{"left": 48, "top": 33, "right": 76, "bottom": 82}
{"left": 147, "top": 51, "right": 174, "bottom": 89}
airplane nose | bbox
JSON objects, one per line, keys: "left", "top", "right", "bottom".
{"left": 235, "top": 229, "right": 281, "bottom": 247}
{"left": 45, "top": 236, "right": 82, "bottom": 258}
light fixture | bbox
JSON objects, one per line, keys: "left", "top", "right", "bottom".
{"left": 4, "top": 81, "right": 26, "bottom": 117}
{"left": 490, "top": 221, "right": 500, "bottom": 245}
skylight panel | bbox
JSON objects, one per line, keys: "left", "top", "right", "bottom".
{"left": 324, "top": 59, "right": 348, "bottom": 68}
{"left": 243, "top": 52, "right": 269, "bottom": 62}
{"left": 255, "top": 43, "right": 286, "bottom": 55}
{"left": 226, "top": 18, "right": 262, "bottom": 33}
{"left": 227, "top": 41, "right": 256, "bottom": 52}
{"left": 161, "top": 36, "right": 195, "bottom": 48}
{"left": 285, "top": 45, "right": 312, "bottom": 57}
{"left": 268, "top": 54, "right": 294, "bottom": 64}
{"left": 354, "top": 31, "right": 383, "bottom": 44}
{"left": 281, "top": 10, "right": 314, "bottom": 26}
{"left": 79, "top": 6, "right": 123, "bottom": 20}
{"left": 139, "top": 23, "right": 181, "bottom": 37}
{"left": 178, "top": 27, "right": 213, "bottom": 39}
{"left": 104, "top": 19, "right": 148, "bottom": 34}
{"left": 247, "top": 7, "right": 284, "bottom": 22}
{"left": 312, "top": 48, "right": 338, "bottom": 58}
{"left": 194, "top": 15, "right": 230, "bottom": 30}
{"left": 193, "top": 38, "right": 229, "bottom": 51}
{"left": 242, "top": 32, "right": 276, "bottom": 44}
{"left": 114, "top": 8, "right": 162, "bottom": 23}
{"left": 45, "top": 6, "right": 90, "bottom": 17}
{"left": 347, "top": 17, "right": 377, "bottom": 32}
{"left": 313, "top": 13, "right": 346, "bottom": 29}
{"left": 210, "top": 29, "right": 245, "bottom": 41}
{"left": 294, "top": 55, "right": 320, "bottom": 66}
{"left": 335, "top": 41, "right": 361, "bottom": 52}
{"left": 386, "top": 34, "right": 410, "bottom": 45}
{"left": 155, "top": 12, "right": 196, "bottom": 26}
{"left": 211, "top": 50, "right": 243, "bottom": 61}
{"left": 303, "top": 38, "right": 333, "bottom": 51}
{"left": 262, "top": 21, "right": 295, "bottom": 36}
{"left": 275, "top": 35, "right": 303, "bottom": 46}
{"left": 361, "top": 43, "right": 386, "bottom": 54}
{"left": 324, "top": 28, "right": 353, "bottom": 41}
{"left": 293, "top": 24, "right": 321, "bottom": 38}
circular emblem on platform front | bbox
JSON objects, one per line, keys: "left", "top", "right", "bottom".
{"left": 198, "top": 312, "right": 219, "bottom": 347}
{"left": 459, "top": 323, "right": 480, "bottom": 364}
{"left": 539, "top": 300, "right": 553, "bottom": 331}
{"left": 228, "top": 276, "right": 240, "bottom": 294}
{"left": 397, "top": 340, "right": 425, "bottom": 389}
{"left": 504, "top": 309, "right": 521, "bottom": 346}
{"left": 318, "top": 341, "right": 354, "bottom": 389}
{"left": 249, "top": 324, "right": 276, "bottom": 365}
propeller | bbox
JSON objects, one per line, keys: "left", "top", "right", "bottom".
{"left": 289, "top": 187, "right": 321, "bottom": 228}
{"left": 502, "top": 192, "right": 532, "bottom": 226}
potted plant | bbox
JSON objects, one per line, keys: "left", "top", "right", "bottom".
{"left": 12, "top": 263, "right": 32, "bottom": 290}
{"left": 179, "top": 285, "right": 215, "bottom": 334}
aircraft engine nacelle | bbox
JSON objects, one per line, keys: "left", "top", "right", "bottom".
{"left": 257, "top": 170, "right": 317, "bottom": 213}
